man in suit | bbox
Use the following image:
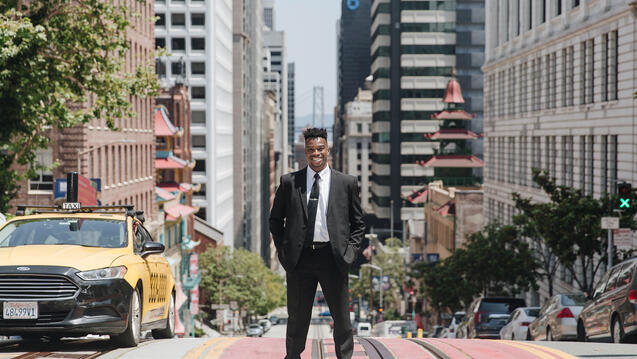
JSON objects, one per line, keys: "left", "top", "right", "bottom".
{"left": 270, "top": 128, "right": 365, "bottom": 359}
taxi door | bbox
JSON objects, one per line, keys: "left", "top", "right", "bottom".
{"left": 137, "top": 225, "right": 170, "bottom": 323}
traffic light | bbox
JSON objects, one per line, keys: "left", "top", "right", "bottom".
{"left": 377, "top": 307, "right": 383, "bottom": 314}
{"left": 618, "top": 182, "right": 632, "bottom": 209}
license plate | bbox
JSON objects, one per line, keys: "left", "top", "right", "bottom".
{"left": 3, "top": 302, "right": 38, "bottom": 319}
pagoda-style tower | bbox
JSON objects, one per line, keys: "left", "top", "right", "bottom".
{"left": 418, "top": 71, "right": 483, "bottom": 187}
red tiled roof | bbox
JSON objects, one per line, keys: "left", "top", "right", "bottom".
{"left": 155, "top": 107, "right": 179, "bottom": 137}
{"left": 420, "top": 155, "right": 484, "bottom": 168}
{"left": 424, "top": 129, "right": 481, "bottom": 140}
{"left": 164, "top": 203, "right": 198, "bottom": 221}
{"left": 431, "top": 110, "right": 475, "bottom": 120}
{"left": 156, "top": 187, "right": 176, "bottom": 201}
{"left": 155, "top": 155, "right": 189, "bottom": 169}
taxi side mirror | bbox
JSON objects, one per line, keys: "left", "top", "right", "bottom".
{"left": 141, "top": 241, "right": 165, "bottom": 258}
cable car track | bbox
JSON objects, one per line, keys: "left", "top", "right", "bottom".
{"left": 0, "top": 338, "right": 118, "bottom": 359}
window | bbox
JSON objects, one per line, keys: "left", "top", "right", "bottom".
{"left": 508, "top": 137, "right": 516, "bottom": 184}
{"left": 195, "top": 207, "right": 206, "bottom": 221}
{"left": 155, "top": 37, "right": 166, "bottom": 49}
{"left": 29, "top": 149, "right": 53, "bottom": 193}
{"left": 357, "top": 142, "right": 362, "bottom": 150}
{"left": 550, "top": 53, "right": 557, "bottom": 109}
{"left": 519, "top": 136, "right": 526, "bottom": 185}
{"left": 567, "top": 46, "right": 574, "bottom": 106}
{"left": 579, "top": 136, "right": 586, "bottom": 191}
{"left": 561, "top": 136, "right": 567, "bottom": 185}
{"left": 561, "top": 49, "right": 567, "bottom": 107}
{"left": 586, "top": 40, "right": 594, "bottom": 104}
{"left": 191, "top": 13, "right": 205, "bottom": 26}
{"left": 171, "top": 61, "right": 184, "bottom": 77}
{"left": 541, "top": 0, "right": 546, "bottom": 23}
{"left": 609, "top": 30, "right": 618, "bottom": 101}
{"left": 545, "top": 55, "right": 551, "bottom": 109}
{"left": 156, "top": 13, "right": 165, "bottom": 27}
{"left": 357, "top": 123, "right": 362, "bottom": 133}
{"left": 192, "top": 110, "right": 205, "bottom": 124}
{"left": 610, "top": 135, "right": 618, "bottom": 194}
{"left": 573, "top": 0, "right": 580, "bottom": 7}
{"left": 601, "top": 136, "right": 608, "bottom": 194}
{"left": 192, "top": 135, "right": 206, "bottom": 149}
{"left": 171, "top": 38, "right": 185, "bottom": 51}
{"left": 191, "top": 86, "right": 205, "bottom": 99}
{"left": 557, "top": 0, "right": 562, "bottom": 15}
{"left": 568, "top": 136, "right": 574, "bottom": 187}
{"left": 528, "top": 0, "right": 533, "bottom": 30}
{"left": 191, "top": 62, "right": 205, "bottom": 75}
{"left": 520, "top": 63, "right": 527, "bottom": 113}
{"left": 156, "top": 59, "right": 166, "bottom": 77}
{"left": 171, "top": 13, "right": 185, "bottom": 27}
{"left": 194, "top": 183, "right": 206, "bottom": 197}
{"left": 193, "top": 159, "right": 206, "bottom": 172}
{"left": 191, "top": 38, "right": 205, "bottom": 51}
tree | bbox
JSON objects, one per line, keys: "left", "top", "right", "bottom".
{"left": 0, "top": 1, "right": 158, "bottom": 212}
{"left": 513, "top": 169, "right": 637, "bottom": 297}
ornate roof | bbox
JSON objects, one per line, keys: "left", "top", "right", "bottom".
{"left": 419, "top": 155, "right": 484, "bottom": 168}
{"left": 424, "top": 129, "right": 481, "bottom": 139}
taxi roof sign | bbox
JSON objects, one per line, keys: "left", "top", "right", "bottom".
{"left": 62, "top": 202, "right": 81, "bottom": 210}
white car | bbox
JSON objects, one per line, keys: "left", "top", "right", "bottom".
{"left": 258, "top": 319, "right": 272, "bottom": 333}
{"left": 247, "top": 323, "right": 264, "bottom": 337}
{"left": 441, "top": 311, "right": 465, "bottom": 338}
{"left": 356, "top": 322, "right": 371, "bottom": 337}
{"left": 499, "top": 307, "right": 540, "bottom": 340}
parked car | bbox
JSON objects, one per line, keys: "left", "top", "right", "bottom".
{"left": 269, "top": 315, "right": 279, "bottom": 325}
{"left": 258, "top": 319, "right": 272, "bottom": 333}
{"left": 463, "top": 297, "right": 527, "bottom": 339}
{"left": 371, "top": 320, "right": 417, "bottom": 337}
{"left": 578, "top": 258, "right": 637, "bottom": 343}
{"left": 356, "top": 322, "right": 371, "bottom": 337}
{"left": 441, "top": 311, "right": 466, "bottom": 338}
{"left": 528, "top": 293, "right": 586, "bottom": 341}
{"left": 429, "top": 325, "right": 444, "bottom": 338}
{"left": 247, "top": 323, "right": 264, "bottom": 337}
{"left": 499, "top": 307, "right": 540, "bottom": 340}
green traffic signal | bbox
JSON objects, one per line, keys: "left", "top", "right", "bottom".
{"left": 618, "top": 182, "right": 632, "bottom": 209}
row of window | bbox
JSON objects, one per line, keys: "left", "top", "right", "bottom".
{"left": 373, "top": 89, "right": 446, "bottom": 101}
{"left": 156, "top": 37, "right": 205, "bottom": 51}
{"left": 156, "top": 13, "right": 205, "bottom": 27}
{"left": 373, "top": 67, "right": 453, "bottom": 79}
{"left": 487, "top": 30, "right": 618, "bottom": 118}
{"left": 156, "top": 60, "right": 205, "bottom": 77}
{"left": 372, "top": 45, "right": 455, "bottom": 59}
{"left": 497, "top": 0, "right": 581, "bottom": 44}
{"left": 372, "top": 22, "right": 456, "bottom": 39}
{"left": 486, "top": 134, "right": 618, "bottom": 196}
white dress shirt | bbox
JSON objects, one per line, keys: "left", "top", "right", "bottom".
{"left": 306, "top": 166, "right": 331, "bottom": 243}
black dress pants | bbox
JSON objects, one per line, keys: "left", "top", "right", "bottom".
{"left": 285, "top": 245, "right": 353, "bottom": 359}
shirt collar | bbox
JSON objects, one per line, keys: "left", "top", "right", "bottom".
{"left": 307, "top": 165, "right": 330, "bottom": 179}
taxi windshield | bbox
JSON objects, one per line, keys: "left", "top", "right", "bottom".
{"left": 0, "top": 218, "right": 127, "bottom": 248}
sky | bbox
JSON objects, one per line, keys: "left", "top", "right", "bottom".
{"left": 275, "top": 0, "right": 340, "bottom": 120}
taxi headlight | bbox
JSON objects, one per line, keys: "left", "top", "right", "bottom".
{"left": 76, "top": 266, "right": 127, "bottom": 281}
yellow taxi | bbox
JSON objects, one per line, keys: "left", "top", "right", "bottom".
{"left": 0, "top": 204, "right": 175, "bottom": 347}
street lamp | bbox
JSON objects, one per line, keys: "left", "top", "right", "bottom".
{"left": 361, "top": 263, "right": 383, "bottom": 311}
{"left": 77, "top": 139, "right": 137, "bottom": 174}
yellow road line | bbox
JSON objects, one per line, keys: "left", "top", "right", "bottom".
{"left": 498, "top": 340, "right": 579, "bottom": 359}
{"left": 182, "top": 337, "right": 224, "bottom": 359}
{"left": 202, "top": 337, "right": 242, "bottom": 359}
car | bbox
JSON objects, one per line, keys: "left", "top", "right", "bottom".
{"left": 356, "top": 321, "right": 371, "bottom": 337}
{"left": 441, "top": 311, "right": 465, "bottom": 338}
{"left": 258, "top": 319, "right": 272, "bottom": 333}
{"left": 428, "top": 325, "right": 444, "bottom": 338}
{"left": 371, "top": 320, "right": 417, "bottom": 337}
{"left": 464, "top": 297, "right": 527, "bottom": 339}
{"left": 319, "top": 310, "right": 331, "bottom": 317}
{"left": 0, "top": 203, "right": 176, "bottom": 347}
{"left": 499, "top": 307, "right": 540, "bottom": 340}
{"left": 247, "top": 323, "right": 264, "bottom": 337}
{"left": 269, "top": 315, "right": 279, "bottom": 324}
{"left": 528, "top": 293, "right": 586, "bottom": 341}
{"left": 578, "top": 258, "right": 637, "bottom": 343}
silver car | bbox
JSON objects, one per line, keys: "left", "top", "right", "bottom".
{"left": 247, "top": 323, "right": 264, "bottom": 337}
{"left": 528, "top": 293, "right": 587, "bottom": 341}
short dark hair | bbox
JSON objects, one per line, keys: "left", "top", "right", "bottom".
{"left": 303, "top": 127, "right": 328, "bottom": 141}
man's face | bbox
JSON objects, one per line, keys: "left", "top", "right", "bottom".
{"left": 305, "top": 137, "right": 330, "bottom": 172}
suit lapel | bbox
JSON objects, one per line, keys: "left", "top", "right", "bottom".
{"left": 296, "top": 168, "right": 308, "bottom": 219}
{"left": 327, "top": 169, "right": 338, "bottom": 220}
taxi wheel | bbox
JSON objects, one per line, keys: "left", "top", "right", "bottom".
{"left": 113, "top": 289, "right": 141, "bottom": 347}
{"left": 152, "top": 292, "right": 175, "bottom": 339}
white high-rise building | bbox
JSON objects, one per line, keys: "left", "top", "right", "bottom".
{"left": 155, "top": 0, "right": 234, "bottom": 245}
{"left": 483, "top": 1, "right": 637, "bottom": 304}
{"left": 264, "top": 30, "right": 289, "bottom": 175}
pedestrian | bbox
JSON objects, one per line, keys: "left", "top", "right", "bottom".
{"left": 270, "top": 127, "right": 365, "bottom": 359}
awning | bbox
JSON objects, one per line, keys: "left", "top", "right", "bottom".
{"left": 156, "top": 186, "right": 176, "bottom": 201}
{"left": 424, "top": 129, "right": 481, "bottom": 140}
{"left": 156, "top": 154, "right": 190, "bottom": 169}
{"left": 431, "top": 110, "right": 475, "bottom": 120}
{"left": 420, "top": 155, "right": 484, "bottom": 168}
{"left": 164, "top": 203, "right": 199, "bottom": 221}
{"left": 155, "top": 107, "right": 183, "bottom": 137}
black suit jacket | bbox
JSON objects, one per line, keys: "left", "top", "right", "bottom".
{"left": 269, "top": 167, "right": 365, "bottom": 273}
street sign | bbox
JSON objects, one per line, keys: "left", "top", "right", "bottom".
{"left": 601, "top": 217, "right": 619, "bottom": 229}
{"left": 230, "top": 301, "right": 238, "bottom": 310}
{"left": 613, "top": 228, "right": 633, "bottom": 247}
{"left": 210, "top": 304, "right": 230, "bottom": 310}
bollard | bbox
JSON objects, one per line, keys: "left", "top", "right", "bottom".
{"left": 417, "top": 328, "right": 423, "bottom": 338}
{"left": 407, "top": 331, "right": 412, "bottom": 338}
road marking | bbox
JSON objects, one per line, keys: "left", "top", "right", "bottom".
{"left": 181, "top": 337, "right": 223, "bottom": 359}
{"left": 201, "top": 337, "right": 242, "bottom": 359}
{"left": 498, "top": 341, "right": 579, "bottom": 359}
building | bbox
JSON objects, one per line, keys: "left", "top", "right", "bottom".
{"left": 483, "top": 2, "right": 637, "bottom": 304}
{"left": 288, "top": 62, "right": 296, "bottom": 156}
{"left": 340, "top": 82, "right": 373, "bottom": 213}
{"left": 155, "top": 0, "right": 235, "bottom": 246}
{"left": 369, "top": 0, "right": 485, "bottom": 232}
{"left": 263, "top": 90, "right": 280, "bottom": 272}
{"left": 14, "top": 0, "right": 157, "bottom": 229}
{"left": 263, "top": 0, "right": 275, "bottom": 30}
{"left": 334, "top": 0, "right": 372, "bottom": 171}
{"left": 233, "top": 0, "right": 264, "bottom": 255}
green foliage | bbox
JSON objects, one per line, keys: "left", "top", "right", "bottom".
{"left": 0, "top": 1, "right": 158, "bottom": 212}
{"left": 199, "top": 246, "right": 286, "bottom": 317}
{"left": 413, "top": 224, "right": 539, "bottom": 313}
{"left": 513, "top": 169, "right": 637, "bottom": 297}
{"left": 351, "top": 248, "right": 406, "bottom": 314}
